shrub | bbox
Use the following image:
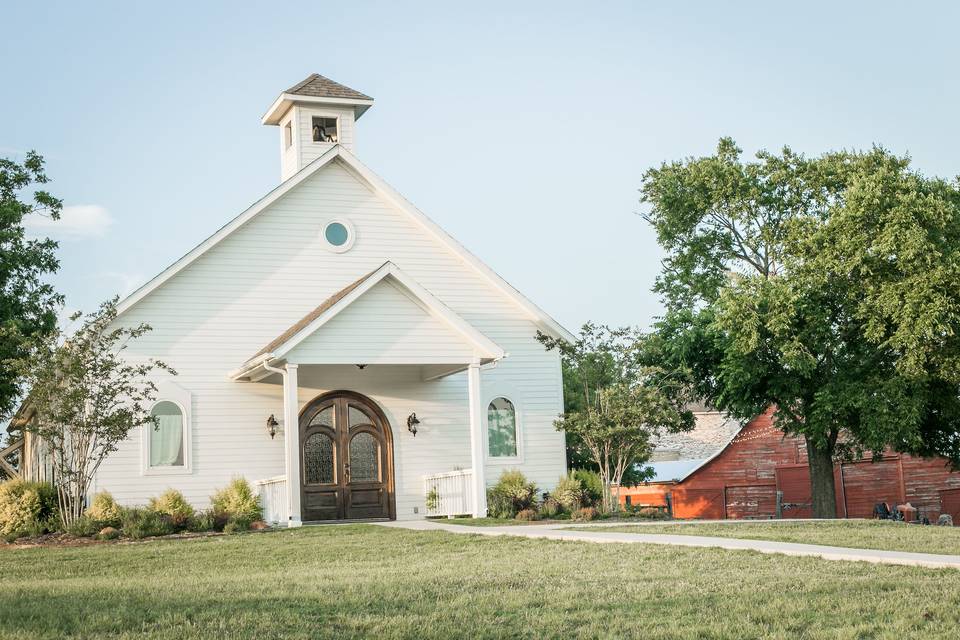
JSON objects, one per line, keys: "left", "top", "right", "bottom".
{"left": 120, "top": 507, "right": 175, "bottom": 539}
{"left": 636, "top": 506, "right": 669, "bottom": 520}
{"left": 210, "top": 478, "right": 262, "bottom": 521}
{"left": 223, "top": 515, "right": 252, "bottom": 534}
{"left": 149, "top": 489, "right": 195, "bottom": 529}
{"left": 571, "top": 506, "right": 598, "bottom": 522}
{"left": 486, "top": 470, "right": 538, "bottom": 519}
{"left": 551, "top": 473, "right": 584, "bottom": 512}
{"left": 572, "top": 469, "right": 604, "bottom": 506}
{"left": 0, "top": 480, "right": 58, "bottom": 536}
{"left": 20, "top": 515, "right": 57, "bottom": 539}
{"left": 65, "top": 515, "right": 100, "bottom": 537}
{"left": 486, "top": 487, "right": 514, "bottom": 519}
{"left": 190, "top": 509, "right": 229, "bottom": 533}
{"left": 87, "top": 491, "right": 122, "bottom": 527}
{"left": 425, "top": 486, "right": 439, "bottom": 512}
{"left": 515, "top": 508, "right": 539, "bottom": 521}
{"left": 540, "top": 497, "right": 560, "bottom": 519}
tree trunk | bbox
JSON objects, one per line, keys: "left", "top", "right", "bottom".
{"left": 805, "top": 437, "right": 837, "bottom": 518}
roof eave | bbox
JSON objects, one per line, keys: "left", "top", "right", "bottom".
{"left": 228, "top": 353, "right": 279, "bottom": 382}
{"left": 262, "top": 93, "right": 376, "bottom": 125}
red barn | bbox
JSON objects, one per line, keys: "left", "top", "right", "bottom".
{"left": 618, "top": 410, "right": 960, "bottom": 522}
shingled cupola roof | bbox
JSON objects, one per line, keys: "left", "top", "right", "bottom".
{"left": 262, "top": 73, "right": 374, "bottom": 125}
{"left": 285, "top": 73, "right": 373, "bottom": 101}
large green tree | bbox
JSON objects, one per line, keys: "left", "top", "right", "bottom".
{"left": 0, "top": 151, "right": 62, "bottom": 419}
{"left": 642, "top": 138, "right": 960, "bottom": 517}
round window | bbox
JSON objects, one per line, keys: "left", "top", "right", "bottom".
{"left": 325, "top": 222, "right": 349, "bottom": 246}
{"left": 322, "top": 219, "right": 355, "bottom": 252}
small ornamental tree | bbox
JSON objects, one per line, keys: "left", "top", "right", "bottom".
{"left": 14, "top": 299, "right": 174, "bottom": 527}
{"left": 539, "top": 323, "right": 693, "bottom": 512}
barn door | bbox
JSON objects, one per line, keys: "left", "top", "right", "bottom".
{"left": 775, "top": 465, "right": 813, "bottom": 519}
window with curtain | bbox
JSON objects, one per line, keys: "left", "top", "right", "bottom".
{"left": 150, "top": 401, "right": 184, "bottom": 467}
{"left": 487, "top": 397, "right": 518, "bottom": 458}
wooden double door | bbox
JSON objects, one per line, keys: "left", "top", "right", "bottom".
{"left": 299, "top": 391, "right": 395, "bottom": 521}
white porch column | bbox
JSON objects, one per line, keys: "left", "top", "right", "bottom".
{"left": 283, "top": 363, "right": 302, "bottom": 527}
{"left": 467, "top": 361, "right": 488, "bottom": 517}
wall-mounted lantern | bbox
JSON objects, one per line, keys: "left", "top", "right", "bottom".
{"left": 406, "top": 413, "right": 420, "bottom": 437}
{"left": 266, "top": 414, "right": 279, "bottom": 439}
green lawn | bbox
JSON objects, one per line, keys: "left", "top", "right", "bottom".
{"left": 1, "top": 524, "right": 959, "bottom": 639}
{"left": 567, "top": 520, "right": 960, "bottom": 556}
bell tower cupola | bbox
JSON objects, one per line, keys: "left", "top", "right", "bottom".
{"left": 262, "top": 73, "right": 374, "bottom": 181}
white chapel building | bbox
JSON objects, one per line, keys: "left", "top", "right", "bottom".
{"left": 67, "top": 74, "right": 572, "bottom": 523}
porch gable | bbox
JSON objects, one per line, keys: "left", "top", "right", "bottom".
{"left": 229, "top": 262, "right": 504, "bottom": 380}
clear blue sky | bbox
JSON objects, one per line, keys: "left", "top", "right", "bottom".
{"left": 3, "top": 1, "right": 958, "bottom": 331}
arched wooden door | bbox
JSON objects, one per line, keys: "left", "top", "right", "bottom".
{"left": 299, "top": 391, "right": 395, "bottom": 521}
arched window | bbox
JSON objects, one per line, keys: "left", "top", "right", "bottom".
{"left": 487, "top": 397, "right": 518, "bottom": 458}
{"left": 149, "top": 401, "right": 185, "bottom": 467}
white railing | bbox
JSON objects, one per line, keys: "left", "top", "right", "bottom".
{"left": 424, "top": 469, "right": 474, "bottom": 517}
{"left": 255, "top": 475, "right": 288, "bottom": 525}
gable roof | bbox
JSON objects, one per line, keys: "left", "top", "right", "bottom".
{"left": 285, "top": 73, "right": 373, "bottom": 101}
{"left": 117, "top": 145, "right": 575, "bottom": 344}
{"left": 230, "top": 262, "right": 505, "bottom": 380}
{"left": 640, "top": 414, "right": 746, "bottom": 484}
{"left": 262, "top": 74, "right": 375, "bottom": 124}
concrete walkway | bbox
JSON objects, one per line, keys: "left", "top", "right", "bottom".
{"left": 376, "top": 520, "right": 960, "bottom": 570}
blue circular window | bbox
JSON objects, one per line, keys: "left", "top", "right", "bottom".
{"left": 325, "top": 222, "right": 349, "bottom": 246}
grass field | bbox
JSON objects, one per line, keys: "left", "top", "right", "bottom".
{"left": 568, "top": 520, "right": 960, "bottom": 556}
{"left": 1, "top": 524, "right": 960, "bottom": 638}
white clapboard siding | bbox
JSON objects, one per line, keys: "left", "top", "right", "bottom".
{"left": 93, "top": 157, "right": 566, "bottom": 519}
{"left": 286, "top": 279, "right": 478, "bottom": 364}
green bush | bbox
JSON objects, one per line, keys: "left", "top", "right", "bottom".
{"left": 120, "top": 507, "right": 175, "bottom": 539}
{"left": 425, "top": 487, "right": 439, "bottom": 512}
{"left": 149, "top": 489, "right": 195, "bottom": 529}
{"left": 486, "top": 470, "right": 538, "bottom": 519}
{"left": 190, "top": 509, "right": 229, "bottom": 533}
{"left": 486, "top": 487, "right": 514, "bottom": 519}
{"left": 0, "top": 479, "right": 58, "bottom": 537}
{"left": 572, "top": 469, "right": 604, "bottom": 506}
{"left": 551, "top": 473, "right": 584, "bottom": 512}
{"left": 210, "top": 478, "right": 262, "bottom": 521}
{"left": 515, "top": 508, "right": 539, "bottom": 521}
{"left": 539, "top": 497, "right": 560, "bottom": 518}
{"left": 20, "top": 515, "right": 57, "bottom": 539}
{"left": 86, "top": 491, "right": 122, "bottom": 527}
{"left": 635, "top": 506, "right": 669, "bottom": 520}
{"left": 223, "top": 515, "right": 252, "bottom": 534}
{"left": 571, "top": 506, "right": 598, "bottom": 522}
{"left": 65, "top": 515, "right": 100, "bottom": 538}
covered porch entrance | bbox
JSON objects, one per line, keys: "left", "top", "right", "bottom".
{"left": 231, "top": 262, "right": 505, "bottom": 526}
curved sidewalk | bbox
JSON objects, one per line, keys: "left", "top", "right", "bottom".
{"left": 377, "top": 520, "right": 960, "bottom": 570}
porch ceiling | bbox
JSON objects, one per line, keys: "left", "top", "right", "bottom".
{"left": 229, "top": 262, "right": 505, "bottom": 382}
